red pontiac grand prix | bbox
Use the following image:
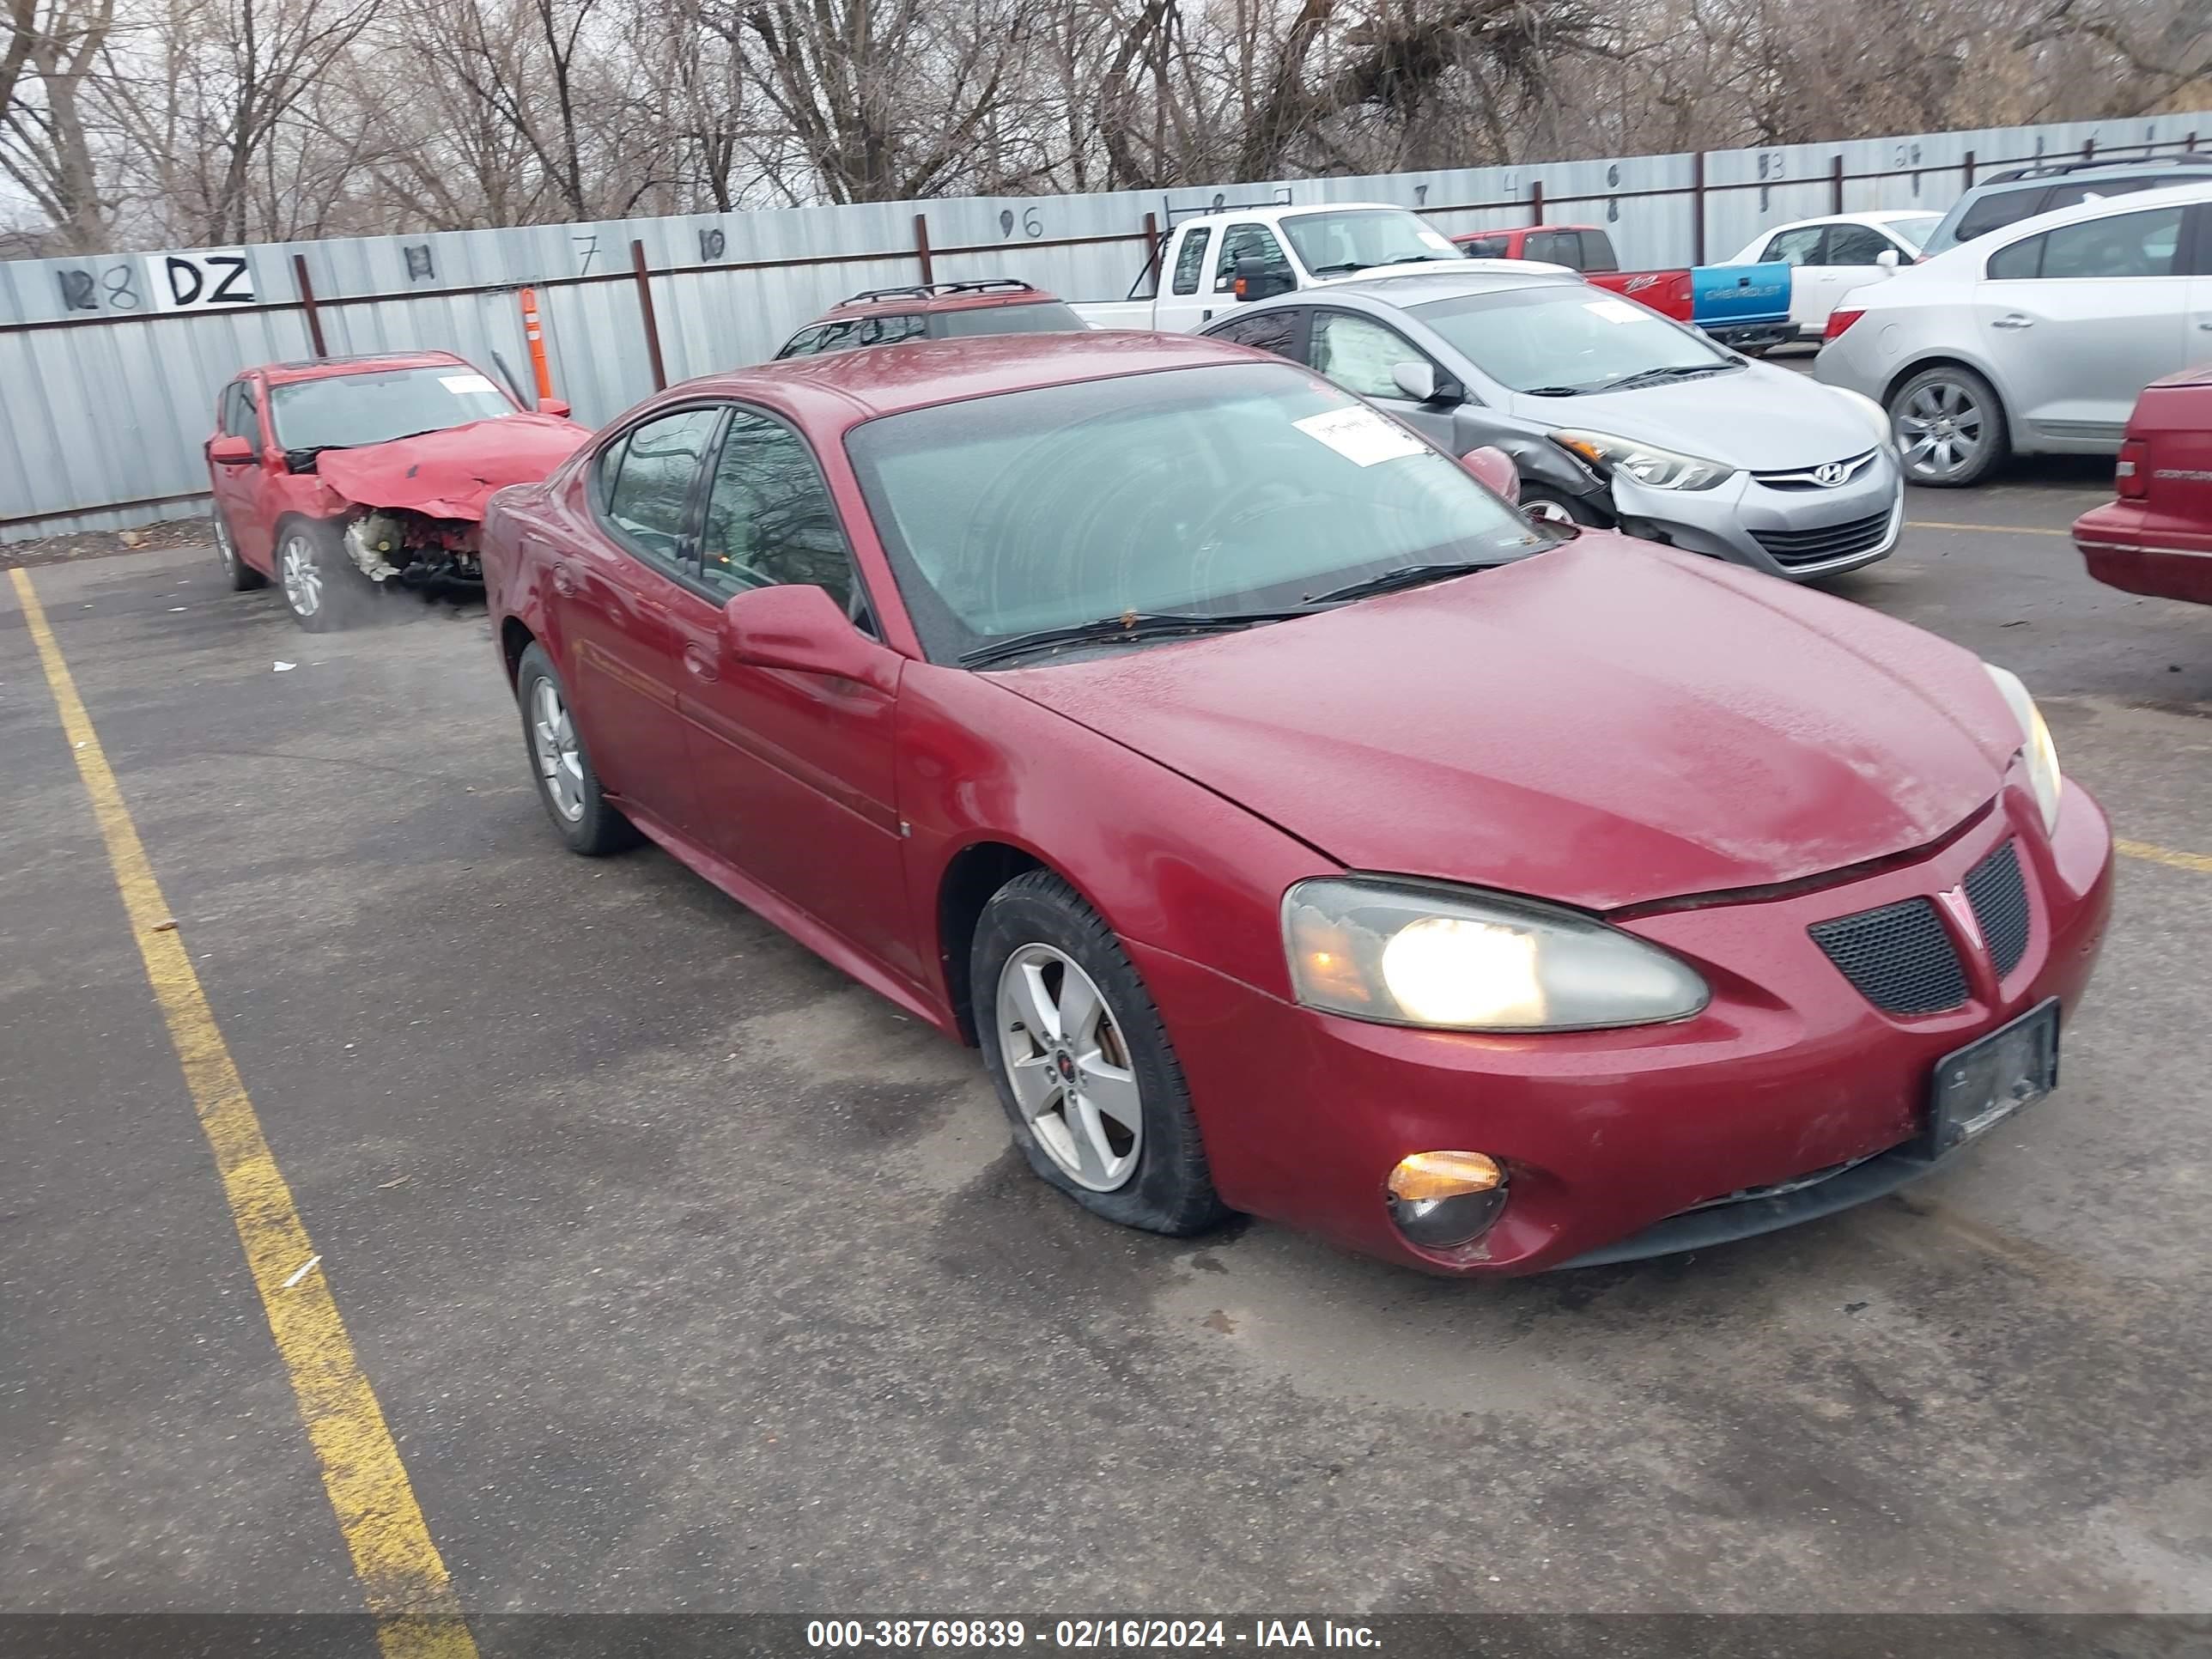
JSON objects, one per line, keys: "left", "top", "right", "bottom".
{"left": 479, "top": 331, "right": 2112, "bottom": 1275}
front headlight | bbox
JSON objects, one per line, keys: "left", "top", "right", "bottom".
{"left": 1550, "top": 429, "right": 1732, "bottom": 491}
{"left": 1983, "top": 663, "right": 2062, "bottom": 835}
{"left": 1283, "top": 878, "right": 1710, "bottom": 1032}
{"left": 1830, "top": 386, "right": 1894, "bottom": 452}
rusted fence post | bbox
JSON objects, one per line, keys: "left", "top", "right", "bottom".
{"left": 630, "top": 239, "right": 667, "bottom": 392}
{"left": 1963, "top": 149, "right": 1977, "bottom": 187}
{"left": 913, "top": 214, "right": 935, "bottom": 284}
{"left": 292, "top": 254, "right": 328, "bottom": 358}
{"left": 1530, "top": 179, "right": 1545, "bottom": 222}
{"left": 1831, "top": 155, "right": 1844, "bottom": 214}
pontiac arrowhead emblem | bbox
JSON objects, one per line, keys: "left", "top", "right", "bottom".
{"left": 1935, "top": 884, "right": 1985, "bottom": 959}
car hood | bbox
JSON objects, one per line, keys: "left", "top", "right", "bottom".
{"left": 995, "top": 540, "right": 2015, "bottom": 911}
{"left": 315, "top": 415, "right": 591, "bottom": 522}
{"left": 1515, "top": 364, "right": 1873, "bottom": 470}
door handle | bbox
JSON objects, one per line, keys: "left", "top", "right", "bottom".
{"left": 551, "top": 562, "right": 577, "bottom": 596}
{"left": 1991, "top": 314, "right": 2034, "bottom": 331}
{"left": 2197, "top": 319, "right": 2212, "bottom": 331}
{"left": 683, "top": 642, "right": 719, "bottom": 683}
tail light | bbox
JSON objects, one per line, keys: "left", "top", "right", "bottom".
{"left": 1825, "top": 307, "right": 1865, "bottom": 342}
{"left": 2116, "top": 439, "right": 2148, "bottom": 499}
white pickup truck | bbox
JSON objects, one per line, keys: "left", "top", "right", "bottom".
{"left": 1072, "top": 202, "right": 1490, "bottom": 333}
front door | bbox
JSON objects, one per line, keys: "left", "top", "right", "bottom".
{"left": 554, "top": 404, "right": 724, "bottom": 835}
{"left": 673, "top": 408, "right": 917, "bottom": 984}
{"left": 209, "top": 380, "right": 277, "bottom": 568}
{"left": 1798, "top": 222, "right": 1899, "bottom": 333}
{"left": 1305, "top": 307, "right": 1458, "bottom": 448}
{"left": 1978, "top": 203, "right": 2192, "bottom": 445}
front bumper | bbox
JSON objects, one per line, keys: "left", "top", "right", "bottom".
{"left": 1133, "top": 776, "right": 2112, "bottom": 1276}
{"left": 1613, "top": 453, "right": 1904, "bottom": 581}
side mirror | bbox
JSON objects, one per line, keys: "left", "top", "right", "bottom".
{"left": 208, "top": 434, "right": 255, "bottom": 466}
{"left": 720, "top": 582, "right": 895, "bottom": 689}
{"left": 1459, "top": 446, "right": 1520, "bottom": 504}
{"left": 538, "top": 397, "right": 573, "bottom": 417}
{"left": 1875, "top": 249, "right": 1900, "bottom": 270}
{"left": 1232, "top": 254, "right": 1293, "bottom": 302}
{"left": 1390, "top": 360, "right": 1462, "bottom": 404}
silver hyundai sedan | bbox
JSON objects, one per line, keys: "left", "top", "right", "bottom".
{"left": 1814, "top": 181, "right": 2212, "bottom": 487}
{"left": 1201, "top": 269, "right": 1902, "bottom": 581}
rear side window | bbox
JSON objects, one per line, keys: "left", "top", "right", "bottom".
{"left": 1577, "top": 231, "right": 1619, "bottom": 272}
{"left": 811, "top": 321, "right": 863, "bottom": 356}
{"left": 1208, "top": 309, "right": 1304, "bottom": 359}
{"left": 1526, "top": 230, "right": 1583, "bottom": 268}
{"left": 1985, "top": 235, "right": 2044, "bottom": 280}
{"left": 600, "top": 408, "right": 720, "bottom": 566}
{"left": 1954, "top": 187, "right": 2048, "bottom": 244}
{"left": 1172, "top": 228, "right": 1212, "bottom": 295}
{"left": 857, "top": 314, "right": 926, "bottom": 346}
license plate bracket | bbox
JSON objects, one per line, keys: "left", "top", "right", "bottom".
{"left": 1917, "top": 998, "right": 2061, "bottom": 1160}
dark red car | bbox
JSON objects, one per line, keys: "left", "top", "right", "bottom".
{"left": 2075, "top": 368, "right": 2212, "bottom": 608}
{"left": 481, "top": 331, "right": 2112, "bottom": 1275}
{"left": 205, "top": 350, "right": 589, "bottom": 630}
{"left": 774, "top": 279, "right": 1088, "bottom": 360}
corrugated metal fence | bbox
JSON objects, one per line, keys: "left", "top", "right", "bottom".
{"left": 1, "top": 109, "right": 2205, "bottom": 542}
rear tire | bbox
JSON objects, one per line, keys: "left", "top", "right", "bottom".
{"left": 1888, "top": 365, "right": 2008, "bottom": 489}
{"left": 514, "top": 642, "right": 640, "bottom": 855}
{"left": 214, "top": 504, "right": 264, "bottom": 590}
{"left": 972, "top": 870, "right": 1228, "bottom": 1237}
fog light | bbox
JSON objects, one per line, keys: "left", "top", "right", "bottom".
{"left": 1387, "top": 1152, "right": 1507, "bottom": 1249}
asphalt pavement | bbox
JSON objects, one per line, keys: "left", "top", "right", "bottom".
{"left": 3, "top": 467, "right": 2209, "bottom": 1642}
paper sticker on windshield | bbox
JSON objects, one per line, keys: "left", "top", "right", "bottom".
{"left": 1295, "top": 406, "right": 1427, "bottom": 467}
{"left": 1583, "top": 299, "right": 1646, "bottom": 325}
{"left": 440, "top": 373, "right": 498, "bottom": 394}
{"left": 1417, "top": 228, "right": 1455, "bottom": 252}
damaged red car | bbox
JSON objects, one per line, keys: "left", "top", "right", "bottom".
{"left": 205, "top": 350, "right": 589, "bottom": 630}
{"left": 484, "top": 333, "right": 2112, "bottom": 1275}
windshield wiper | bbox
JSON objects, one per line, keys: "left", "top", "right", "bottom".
{"left": 1304, "top": 561, "right": 1500, "bottom": 605}
{"left": 1518, "top": 385, "right": 1590, "bottom": 398}
{"left": 1590, "top": 362, "right": 1745, "bottom": 393}
{"left": 958, "top": 609, "right": 1310, "bottom": 669}
{"left": 1307, "top": 260, "right": 1374, "bottom": 276}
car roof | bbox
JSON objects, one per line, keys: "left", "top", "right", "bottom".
{"left": 815, "top": 280, "right": 1065, "bottom": 321}
{"left": 667, "top": 330, "right": 1257, "bottom": 426}
{"left": 1170, "top": 200, "right": 1411, "bottom": 229}
{"left": 1451, "top": 224, "right": 1601, "bottom": 236}
{"left": 1980, "top": 155, "right": 2212, "bottom": 186}
{"left": 1759, "top": 209, "right": 1941, "bottom": 234}
{"left": 255, "top": 350, "right": 471, "bottom": 386}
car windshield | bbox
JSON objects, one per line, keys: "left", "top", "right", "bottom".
{"left": 1279, "top": 209, "right": 1465, "bottom": 273}
{"left": 844, "top": 362, "right": 1548, "bottom": 665}
{"left": 269, "top": 365, "right": 517, "bottom": 451}
{"left": 938, "top": 301, "right": 1089, "bottom": 337}
{"left": 1887, "top": 213, "right": 1942, "bottom": 251}
{"left": 1412, "top": 286, "right": 1734, "bottom": 394}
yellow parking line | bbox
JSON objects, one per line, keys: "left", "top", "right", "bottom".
{"left": 2118, "top": 837, "right": 2212, "bottom": 876}
{"left": 1906, "top": 520, "right": 2070, "bottom": 537}
{"left": 9, "top": 569, "right": 477, "bottom": 1659}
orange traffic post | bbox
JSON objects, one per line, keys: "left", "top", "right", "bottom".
{"left": 520, "top": 287, "right": 555, "bottom": 404}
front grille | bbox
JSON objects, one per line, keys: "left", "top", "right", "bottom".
{"left": 1809, "top": 897, "right": 1968, "bottom": 1015}
{"left": 1964, "top": 839, "right": 2032, "bottom": 977}
{"left": 1751, "top": 449, "right": 1879, "bottom": 490}
{"left": 1752, "top": 510, "right": 1893, "bottom": 568}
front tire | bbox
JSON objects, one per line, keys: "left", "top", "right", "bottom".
{"left": 972, "top": 871, "right": 1227, "bottom": 1236}
{"left": 1517, "top": 486, "right": 1609, "bottom": 528}
{"left": 275, "top": 520, "right": 369, "bottom": 630}
{"left": 1890, "top": 365, "right": 2008, "bottom": 488}
{"left": 214, "top": 504, "right": 264, "bottom": 590}
{"left": 514, "top": 642, "right": 639, "bottom": 855}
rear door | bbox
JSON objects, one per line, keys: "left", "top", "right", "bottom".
{"left": 1149, "top": 225, "right": 1216, "bottom": 333}
{"left": 1523, "top": 229, "right": 1588, "bottom": 271}
{"left": 1977, "top": 203, "right": 2192, "bottom": 445}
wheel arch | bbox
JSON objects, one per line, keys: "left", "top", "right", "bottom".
{"left": 1880, "top": 353, "right": 2015, "bottom": 434}
{"left": 501, "top": 617, "right": 538, "bottom": 689}
{"left": 937, "top": 839, "right": 1135, "bottom": 1048}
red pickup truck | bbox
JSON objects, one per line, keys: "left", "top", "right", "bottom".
{"left": 1451, "top": 223, "right": 1793, "bottom": 351}
{"left": 2074, "top": 368, "right": 2212, "bottom": 608}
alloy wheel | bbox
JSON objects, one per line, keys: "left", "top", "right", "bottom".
{"left": 215, "top": 514, "right": 238, "bottom": 574}
{"left": 530, "top": 678, "right": 585, "bottom": 822}
{"left": 1897, "top": 380, "right": 1987, "bottom": 483}
{"left": 279, "top": 534, "right": 323, "bottom": 618}
{"left": 994, "top": 943, "right": 1143, "bottom": 1192}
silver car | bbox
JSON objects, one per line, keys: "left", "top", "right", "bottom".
{"left": 1200, "top": 269, "right": 1901, "bottom": 581}
{"left": 1814, "top": 181, "right": 2212, "bottom": 487}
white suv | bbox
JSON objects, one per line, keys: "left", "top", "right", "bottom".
{"left": 1813, "top": 181, "right": 2212, "bottom": 486}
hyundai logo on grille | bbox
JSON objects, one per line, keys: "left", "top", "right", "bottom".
{"left": 1813, "top": 461, "right": 1847, "bottom": 486}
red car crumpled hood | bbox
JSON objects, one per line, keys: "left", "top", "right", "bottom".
{"left": 315, "top": 415, "right": 589, "bottom": 522}
{"left": 997, "top": 539, "right": 2020, "bottom": 911}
